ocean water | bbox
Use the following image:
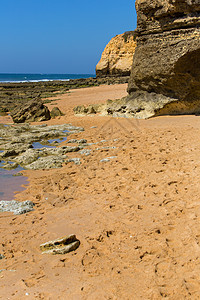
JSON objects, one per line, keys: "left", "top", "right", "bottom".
{"left": 0, "top": 73, "right": 95, "bottom": 83}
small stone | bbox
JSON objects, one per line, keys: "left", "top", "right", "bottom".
{"left": 100, "top": 158, "right": 110, "bottom": 162}
{"left": 100, "top": 156, "right": 117, "bottom": 162}
{"left": 67, "top": 158, "right": 81, "bottom": 165}
{"left": 78, "top": 139, "right": 87, "bottom": 144}
{"left": 40, "top": 234, "right": 80, "bottom": 255}
{"left": 67, "top": 139, "right": 78, "bottom": 144}
{"left": 0, "top": 254, "right": 5, "bottom": 260}
{"left": 13, "top": 172, "right": 23, "bottom": 177}
{"left": 79, "top": 149, "right": 91, "bottom": 156}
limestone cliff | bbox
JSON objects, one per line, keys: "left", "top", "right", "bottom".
{"left": 126, "top": 0, "right": 200, "bottom": 118}
{"left": 96, "top": 31, "right": 137, "bottom": 77}
{"left": 103, "top": 0, "right": 200, "bottom": 119}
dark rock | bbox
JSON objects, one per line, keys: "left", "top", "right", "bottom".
{"left": 11, "top": 98, "right": 51, "bottom": 123}
{"left": 50, "top": 106, "right": 64, "bottom": 118}
{"left": 78, "top": 139, "right": 87, "bottom": 144}
{"left": 125, "top": 0, "right": 200, "bottom": 118}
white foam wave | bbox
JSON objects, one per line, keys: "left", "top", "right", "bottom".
{"left": 0, "top": 79, "right": 71, "bottom": 83}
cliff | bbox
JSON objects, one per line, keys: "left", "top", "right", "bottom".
{"left": 103, "top": 0, "right": 200, "bottom": 119}
{"left": 96, "top": 31, "right": 137, "bottom": 77}
{"left": 127, "top": 0, "right": 200, "bottom": 118}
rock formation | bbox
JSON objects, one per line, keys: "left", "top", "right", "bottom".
{"left": 50, "top": 106, "right": 64, "bottom": 118}
{"left": 11, "top": 98, "right": 51, "bottom": 123}
{"left": 96, "top": 31, "right": 137, "bottom": 77}
{"left": 124, "top": 0, "right": 200, "bottom": 118}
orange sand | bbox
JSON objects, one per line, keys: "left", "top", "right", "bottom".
{"left": 1, "top": 84, "right": 200, "bottom": 299}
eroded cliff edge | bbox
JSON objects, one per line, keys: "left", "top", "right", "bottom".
{"left": 96, "top": 31, "right": 137, "bottom": 77}
{"left": 125, "top": 0, "right": 200, "bottom": 118}
{"left": 74, "top": 0, "right": 200, "bottom": 119}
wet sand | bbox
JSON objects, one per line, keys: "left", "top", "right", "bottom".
{"left": 1, "top": 84, "right": 200, "bottom": 299}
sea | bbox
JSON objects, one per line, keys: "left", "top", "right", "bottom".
{"left": 0, "top": 73, "right": 95, "bottom": 83}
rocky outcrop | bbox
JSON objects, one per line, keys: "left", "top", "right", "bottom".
{"left": 0, "top": 77, "right": 130, "bottom": 115}
{"left": 123, "top": 0, "right": 200, "bottom": 118}
{"left": 96, "top": 31, "right": 137, "bottom": 77}
{"left": 11, "top": 98, "right": 51, "bottom": 123}
{"left": 0, "top": 123, "right": 84, "bottom": 170}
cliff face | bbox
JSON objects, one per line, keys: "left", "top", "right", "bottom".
{"left": 96, "top": 31, "right": 137, "bottom": 77}
{"left": 125, "top": 0, "right": 200, "bottom": 118}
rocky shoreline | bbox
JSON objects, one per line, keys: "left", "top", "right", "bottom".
{"left": 0, "top": 123, "right": 85, "bottom": 171}
{"left": 0, "top": 76, "right": 129, "bottom": 116}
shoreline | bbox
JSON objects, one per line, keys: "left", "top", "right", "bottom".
{"left": 0, "top": 75, "right": 129, "bottom": 116}
{"left": 1, "top": 84, "right": 200, "bottom": 298}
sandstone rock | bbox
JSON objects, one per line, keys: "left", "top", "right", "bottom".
{"left": 78, "top": 139, "right": 87, "bottom": 144}
{"left": 96, "top": 31, "right": 137, "bottom": 77}
{"left": 73, "top": 104, "right": 105, "bottom": 115}
{"left": 67, "top": 158, "right": 81, "bottom": 165}
{"left": 100, "top": 156, "right": 117, "bottom": 163}
{"left": 50, "top": 106, "right": 64, "bottom": 118}
{"left": 13, "top": 149, "right": 40, "bottom": 165}
{"left": 67, "top": 139, "right": 78, "bottom": 144}
{"left": 79, "top": 149, "right": 91, "bottom": 156}
{"left": 0, "top": 200, "right": 35, "bottom": 215}
{"left": 0, "top": 124, "right": 85, "bottom": 170}
{"left": 1, "top": 162, "right": 18, "bottom": 170}
{"left": 125, "top": 0, "right": 200, "bottom": 118}
{"left": 25, "top": 156, "right": 66, "bottom": 170}
{"left": 11, "top": 98, "right": 51, "bottom": 123}
{"left": 40, "top": 234, "right": 80, "bottom": 255}
{"left": 1, "top": 149, "right": 19, "bottom": 158}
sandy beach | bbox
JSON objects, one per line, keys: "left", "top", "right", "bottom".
{"left": 1, "top": 83, "right": 200, "bottom": 299}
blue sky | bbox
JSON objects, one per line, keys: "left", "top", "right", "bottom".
{"left": 0, "top": 0, "right": 137, "bottom": 74}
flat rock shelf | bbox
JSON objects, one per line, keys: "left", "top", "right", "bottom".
{"left": 0, "top": 123, "right": 84, "bottom": 200}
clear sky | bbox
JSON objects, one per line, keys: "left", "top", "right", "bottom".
{"left": 0, "top": 0, "right": 137, "bottom": 74}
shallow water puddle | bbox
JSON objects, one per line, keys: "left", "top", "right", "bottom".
{"left": 32, "top": 141, "right": 56, "bottom": 149}
{"left": 0, "top": 166, "right": 28, "bottom": 201}
{"left": 32, "top": 137, "right": 68, "bottom": 149}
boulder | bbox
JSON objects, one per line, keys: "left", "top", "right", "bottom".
{"left": 124, "top": 0, "right": 200, "bottom": 118}
{"left": 11, "top": 98, "right": 51, "bottom": 123}
{"left": 96, "top": 31, "right": 137, "bottom": 77}
{"left": 50, "top": 106, "right": 64, "bottom": 118}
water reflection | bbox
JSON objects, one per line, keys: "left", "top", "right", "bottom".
{"left": 0, "top": 166, "right": 28, "bottom": 201}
